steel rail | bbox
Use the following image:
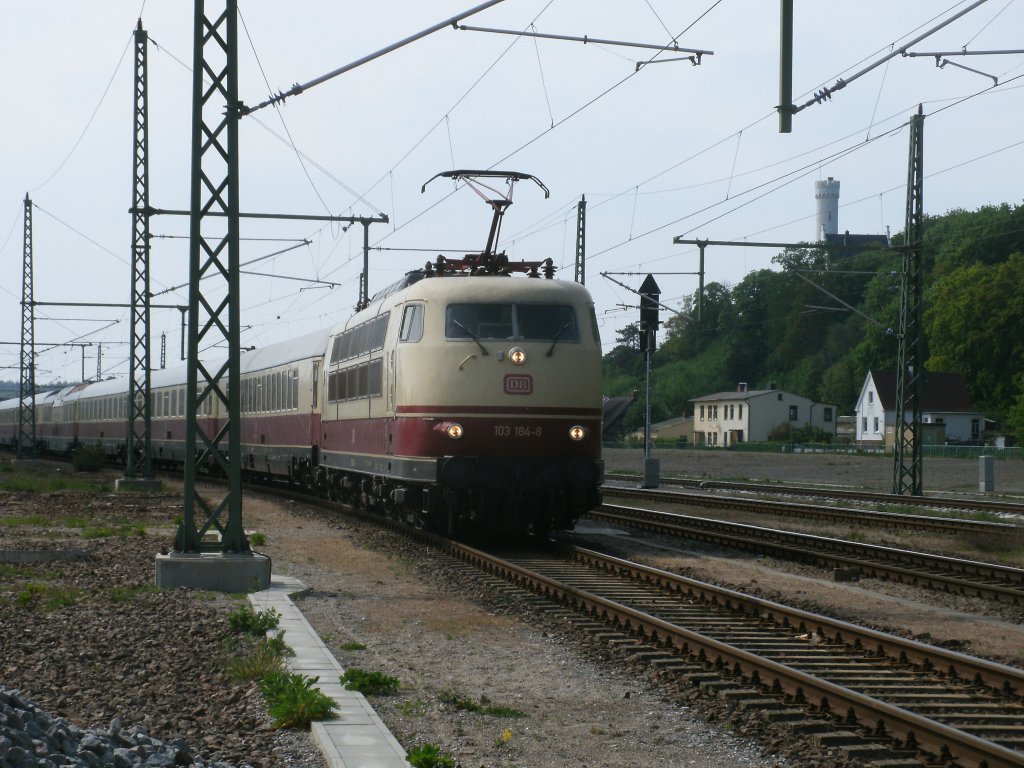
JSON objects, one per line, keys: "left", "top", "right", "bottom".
{"left": 604, "top": 472, "right": 1024, "bottom": 518}
{"left": 229, "top": 477, "right": 1024, "bottom": 766}
{"left": 441, "top": 540, "right": 1024, "bottom": 768}
{"left": 603, "top": 483, "right": 1021, "bottom": 534}
{"left": 591, "top": 504, "right": 1024, "bottom": 604}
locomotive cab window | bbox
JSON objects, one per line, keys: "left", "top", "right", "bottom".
{"left": 399, "top": 304, "right": 424, "bottom": 342}
{"left": 445, "top": 304, "right": 579, "bottom": 342}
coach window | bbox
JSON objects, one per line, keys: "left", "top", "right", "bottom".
{"left": 399, "top": 304, "right": 424, "bottom": 343}
{"left": 312, "top": 362, "right": 320, "bottom": 407}
{"left": 170, "top": 389, "right": 177, "bottom": 417}
{"left": 370, "top": 313, "right": 389, "bottom": 350}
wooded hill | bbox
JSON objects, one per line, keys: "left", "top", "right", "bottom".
{"left": 603, "top": 203, "right": 1024, "bottom": 438}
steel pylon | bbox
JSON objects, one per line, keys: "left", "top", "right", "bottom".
{"left": 18, "top": 194, "right": 36, "bottom": 460}
{"left": 125, "top": 19, "right": 154, "bottom": 480}
{"left": 892, "top": 107, "right": 925, "bottom": 496}
{"left": 180, "top": 0, "right": 247, "bottom": 553}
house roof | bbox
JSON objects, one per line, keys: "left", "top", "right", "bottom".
{"left": 651, "top": 415, "right": 691, "bottom": 430}
{"left": 869, "top": 370, "right": 976, "bottom": 412}
{"left": 691, "top": 389, "right": 778, "bottom": 402}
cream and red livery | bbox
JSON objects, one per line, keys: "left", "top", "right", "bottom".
{"left": 0, "top": 171, "right": 604, "bottom": 536}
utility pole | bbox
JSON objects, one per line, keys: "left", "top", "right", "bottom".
{"left": 17, "top": 194, "right": 36, "bottom": 460}
{"left": 778, "top": 0, "right": 794, "bottom": 133}
{"left": 121, "top": 18, "right": 157, "bottom": 488}
{"left": 893, "top": 107, "right": 925, "bottom": 496}
{"left": 574, "top": 195, "right": 586, "bottom": 285}
{"left": 639, "top": 273, "right": 660, "bottom": 488}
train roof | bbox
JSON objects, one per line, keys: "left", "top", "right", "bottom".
{"left": 240, "top": 326, "right": 332, "bottom": 374}
{"left": 341, "top": 272, "right": 595, "bottom": 331}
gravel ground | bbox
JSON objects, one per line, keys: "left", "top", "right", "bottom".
{"left": 4, "top": 450, "right": 1023, "bottom": 768}
{"left": 0, "top": 485, "right": 324, "bottom": 768}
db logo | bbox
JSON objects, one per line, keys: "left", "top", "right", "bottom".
{"left": 504, "top": 374, "right": 533, "bottom": 395}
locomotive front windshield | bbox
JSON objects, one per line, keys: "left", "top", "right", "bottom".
{"left": 446, "top": 303, "right": 580, "bottom": 342}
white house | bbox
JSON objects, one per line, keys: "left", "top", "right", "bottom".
{"left": 854, "top": 370, "right": 984, "bottom": 446}
{"left": 690, "top": 384, "right": 838, "bottom": 446}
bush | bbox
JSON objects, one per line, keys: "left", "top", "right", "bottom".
{"left": 71, "top": 445, "right": 106, "bottom": 472}
{"left": 228, "top": 605, "right": 280, "bottom": 636}
{"left": 341, "top": 668, "right": 400, "bottom": 695}
{"left": 259, "top": 672, "right": 337, "bottom": 729}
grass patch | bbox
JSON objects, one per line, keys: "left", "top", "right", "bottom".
{"left": 17, "top": 582, "right": 81, "bottom": 610}
{"left": 406, "top": 743, "right": 456, "bottom": 768}
{"left": 438, "top": 689, "right": 526, "bottom": 718}
{"left": 260, "top": 671, "right": 337, "bottom": 729}
{"left": 339, "top": 641, "right": 367, "bottom": 651}
{"left": 0, "top": 475, "right": 107, "bottom": 493}
{"left": 226, "top": 636, "right": 293, "bottom": 681}
{"left": 341, "top": 668, "right": 400, "bottom": 696}
{"left": 107, "top": 584, "right": 160, "bottom": 602}
{"left": 0, "top": 563, "right": 34, "bottom": 580}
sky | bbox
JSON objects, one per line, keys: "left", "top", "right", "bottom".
{"left": 2, "top": 1, "right": 1022, "bottom": 385}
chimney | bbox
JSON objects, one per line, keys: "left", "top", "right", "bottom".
{"left": 737, "top": 382, "right": 748, "bottom": 393}
{"left": 769, "top": 382, "right": 777, "bottom": 391}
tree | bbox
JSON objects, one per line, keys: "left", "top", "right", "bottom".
{"left": 925, "top": 252, "right": 1024, "bottom": 415}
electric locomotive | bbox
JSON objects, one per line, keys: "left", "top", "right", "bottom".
{"left": 317, "top": 256, "right": 604, "bottom": 536}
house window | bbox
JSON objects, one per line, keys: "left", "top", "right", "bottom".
{"left": 971, "top": 419, "right": 980, "bottom": 438}
{"left": 729, "top": 404, "right": 735, "bottom": 419}
{"left": 738, "top": 404, "right": 743, "bottom": 419}
{"left": 823, "top": 407, "right": 833, "bottom": 422}
{"left": 788, "top": 405, "right": 798, "bottom": 421}
{"left": 868, "top": 391, "right": 873, "bottom": 403}
{"left": 699, "top": 405, "right": 705, "bottom": 421}
{"left": 712, "top": 405, "right": 718, "bottom": 419}
{"left": 862, "top": 417, "right": 867, "bottom": 432}
{"left": 873, "top": 417, "right": 879, "bottom": 433}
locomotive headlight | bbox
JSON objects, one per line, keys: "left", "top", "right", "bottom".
{"left": 509, "top": 347, "right": 526, "bottom": 365}
{"left": 446, "top": 422, "right": 464, "bottom": 439}
{"left": 568, "top": 425, "right": 587, "bottom": 441}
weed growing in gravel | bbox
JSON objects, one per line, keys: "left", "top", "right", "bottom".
{"left": 0, "top": 564, "right": 33, "bottom": 580}
{"left": 341, "top": 668, "right": 401, "bottom": 695}
{"left": 396, "top": 699, "right": 429, "bottom": 717}
{"left": 405, "top": 743, "right": 456, "bottom": 768}
{"left": 17, "top": 582, "right": 80, "bottom": 610}
{"left": 259, "top": 671, "right": 337, "bottom": 729}
{"left": 228, "top": 605, "right": 280, "bottom": 635}
{"left": 437, "top": 689, "right": 526, "bottom": 718}
{"left": 226, "top": 638, "right": 290, "bottom": 681}
{"left": 340, "top": 641, "right": 367, "bottom": 651}
{"left": 493, "top": 727, "right": 513, "bottom": 748}
{"left": 248, "top": 531, "right": 267, "bottom": 546}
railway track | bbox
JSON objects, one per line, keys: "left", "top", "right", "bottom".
{"left": 440, "top": 540, "right": 1024, "bottom": 768}
{"left": 605, "top": 473, "right": 1024, "bottom": 519}
{"left": 603, "top": 484, "right": 1022, "bottom": 535}
{"left": 244, "top": 481, "right": 1024, "bottom": 766}
{"left": 586, "top": 503, "right": 1024, "bottom": 604}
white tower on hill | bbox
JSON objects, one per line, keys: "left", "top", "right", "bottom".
{"left": 814, "top": 177, "right": 840, "bottom": 240}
